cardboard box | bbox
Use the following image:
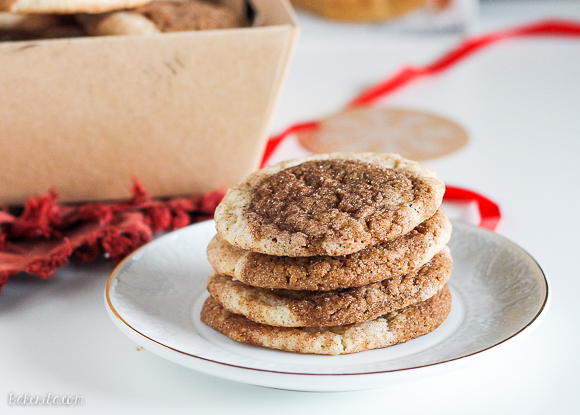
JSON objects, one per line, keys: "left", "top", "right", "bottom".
{"left": 0, "top": 0, "right": 298, "bottom": 204}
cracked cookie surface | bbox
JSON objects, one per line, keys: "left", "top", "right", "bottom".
{"left": 208, "top": 210, "right": 451, "bottom": 291}
{"left": 214, "top": 153, "right": 445, "bottom": 257}
{"left": 207, "top": 248, "right": 451, "bottom": 327}
{"left": 201, "top": 285, "right": 451, "bottom": 355}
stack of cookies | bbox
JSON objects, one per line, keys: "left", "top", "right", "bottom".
{"left": 202, "top": 153, "right": 453, "bottom": 355}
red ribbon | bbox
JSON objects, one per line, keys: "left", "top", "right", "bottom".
{"left": 261, "top": 121, "right": 319, "bottom": 167}
{"left": 260, "top": 19, "right": 580, "bottom": 232}
{"left": 443, "top": 186, "right": 501, "bottom": 231}
{"left": 350, "top": 19, "right": 580, "bottom": 107}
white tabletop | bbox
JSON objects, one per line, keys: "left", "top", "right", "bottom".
{"left": 2, "top": 1, "right": 580, "bottom": 413}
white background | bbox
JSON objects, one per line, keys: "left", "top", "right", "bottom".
{"left": 2, "top": 1, "right": 580, "bottom": 413}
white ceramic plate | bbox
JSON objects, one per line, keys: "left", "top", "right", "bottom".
{"left": 104, "top": 220, "right": 548, "bottom": 392}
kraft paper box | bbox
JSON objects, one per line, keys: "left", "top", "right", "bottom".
{"left": 0, "top": 0, "right": 298, "bottom": 205}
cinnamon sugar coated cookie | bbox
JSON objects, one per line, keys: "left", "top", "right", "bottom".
{"left": 0, "top": 12, "right": 60, "bottom": 31}
{"left": 207, "top": 248, "right": 452, "bottom": 327}
{"left": 78, "top": 11, "right": 159, "bottom": 36}
{"left": 214, "top": 153, "right": 445, "bottom": 257}
{"left": 208, "top": 210, "right": 451, "bottom": 290}
{"left": 78, "top": 1, "right": 240, "bottom": 36}
{"left": 0, "top": 0, "right": 151, "bottom": 14}
{"left": 291, "top": 0, "right": 427, "bottom": 22}
{"left": 0, "top": 12, "right": 80, "bottom": 40}
{"left": 135, "top": 0, "right": 241, "bottom": 32}
{"left": 201, "top": 285, "right": 452, "bottom": 355}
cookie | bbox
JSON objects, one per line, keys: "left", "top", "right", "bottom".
{"left": 0, "top": 12, "right": 61, "bottom": 32}
{"left": 291, "top": 0, "right": 427, "bottom": 23}
{"left": 78, "top": 11, "right": 160, "bottom": 36}
{"left": 0, "top": 13, "right": 83, "bottom": 40}
{"left": 37, "top": 22, "right": 83, "bottom": 38}
{"left": 208, "top": 210, "right": 451, "bottom": 291}
{"left": 79, "top": 1, "right": 240, "bottom": 36}
{"left": 297, "top": 107, "right": 469, "bottom": 162}
{"left": 201, "top": 285, "right": 451, "bottom": 355}
{"left": 0, "top": 0, "right": 152, "bottom": 14}
{"left": 207, "top": 248, "right": 452, "bottom": 327}
{"left": 214, "top": 153, "right": 445, "bottom": 257}
{"left": 134, "top": 0, "right": 241, "bottom": 32}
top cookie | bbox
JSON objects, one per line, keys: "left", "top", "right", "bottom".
{"left": 214, "top": 153, "right": 445, "bottom": 257}
{"left": 0, "top": 0, "right": 151, "bottom": 14}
